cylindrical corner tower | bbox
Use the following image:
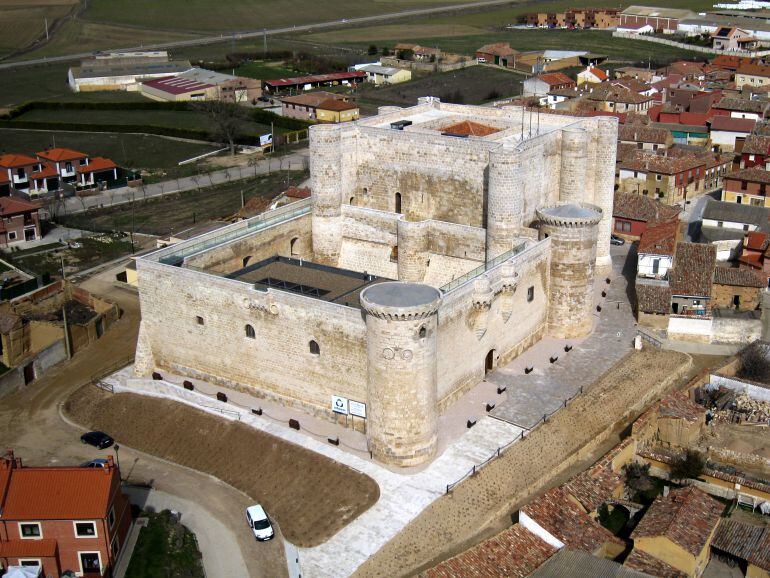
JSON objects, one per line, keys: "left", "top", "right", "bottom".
{"left": 559, "top": 127, "right": 588, "bottom": 204}
{"left": 360, "top": 282, "right": 441, "bottom": 467}
{"left": 593, "top": 116, "right": 619, "bottom": 272}
{"left": 486, "top": 144, "right": 524, "bottom": 261}
{"left": 310, "top": 123, "right": 344, "bottom": 266}
{"left": 537, "top": 202, "right": 602, "bottom": 339}
{"left": 397, "top": 218, "right": 430, "bottom": 283}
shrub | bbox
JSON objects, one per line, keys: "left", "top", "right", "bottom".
{"left": 670, "top": 450, "right": 706, "bottom": 481}
{"left": 737, "top": 344, "right": 770, "bottom": 383}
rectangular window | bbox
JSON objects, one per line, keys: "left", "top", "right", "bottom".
{"left": 108, "top": 505, "right": 116, "bottom": 529}
{"left": 19, "top": 560, "right": 41, "bottom": 567}
{"left": 111, "top": 535, "right": 120, "bottom": 557}
{"left": 8, "top": 231, "right": 17, "bottom": 241}
{"left": 74, "top": 521, "right": 97, "bottom": 538}
{"left": 527, "top": 286, "right": 535, "bottom": 302}
{"left": 196, "top": 316, "right": 204, "bottom": 325}
{"left": 19, "top": 523, "right": 41, "bottom": 539}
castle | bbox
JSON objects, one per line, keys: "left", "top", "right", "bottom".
{"left": 133, "top": 98, "right": 617, "bottom": 467}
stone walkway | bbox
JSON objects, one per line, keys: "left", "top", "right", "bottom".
{"left": 489, "top": 244, "right": 637, "bottom": 428}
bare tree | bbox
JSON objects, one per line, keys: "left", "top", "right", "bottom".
{"left": 737, "top": 343, "right": 770, "bottom": 383}
{"left": 195, "top": 100, "right": 247, "bottom": 156}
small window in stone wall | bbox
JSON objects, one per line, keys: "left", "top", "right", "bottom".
{"left": 527, "top": 286, "right": 534, "bottom": 302}
{"left": 196, "top": 316, "right": 204, "bottom": 325}
{"left": 309, "top": 340, "right": 320, "bottom": 355}
{"left": 419, "top": 326, "right": 427, "bottom": 338}
{"left": 245, "top": 324, "right": 255, "bottom": 339}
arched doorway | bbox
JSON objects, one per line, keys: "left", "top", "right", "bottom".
{"left": 242, "top": 256, "right": 252, "bottom": 268}
{"left": 485, "top": 349, "right": 496, "bottom": 374}
{"left": 290, "top": 237, "right": 299, "bottom": 256}
{"left": 395, "top": 192, "right": 402, "bottom": 214}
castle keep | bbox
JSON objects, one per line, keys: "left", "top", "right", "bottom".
{"left": 133, "top": 98, "right": 618, "bottom": 466}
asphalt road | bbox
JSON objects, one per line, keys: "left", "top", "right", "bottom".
{"left": 0, "top": 0, "right": 520, "bottom": 70}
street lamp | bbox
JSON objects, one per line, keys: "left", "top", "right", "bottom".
{"left": 114, "top": 444, "right": 121, "bottom": 479}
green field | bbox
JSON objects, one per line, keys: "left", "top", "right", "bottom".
{"left": 58, "top": 170, "right": 308, "bottom": 236}
{"left": 0, "top": 0, "right": 76, "bottom": 58}
{"left": 125, "top": 510, "right": 204, "bottom": 578}
{"left": 0, "top": 129, "right": 219, "bottom": 169}
{"left": 235, "top": 60, "right": 298, "bottom": 80}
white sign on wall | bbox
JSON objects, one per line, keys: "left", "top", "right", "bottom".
{"left": 349, "top": 400, "right": 366, "bottom": 418}
{"left": 332, "top": 395, "right": 349, "bottom": 415}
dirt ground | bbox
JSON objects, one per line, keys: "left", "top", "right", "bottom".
{"left": 702, "top": 422, "right": 770, "bottom": 478}
{"left": 355, "top": 347, "right": 703, "bottom": 578}
{"left": 64, "top": 385, "right": 380, "bottom": 547}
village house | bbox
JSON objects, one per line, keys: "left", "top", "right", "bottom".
{"left": 261, "top": 71, "right": 366, "bottom": 95}
{"left": 618, "top": 151, "right": 707, "bottom": 203}
{"left": 0, "top": 155, "right": 57, "bottom": 197}
{"left": 713, "top": 97, "right": 769, "bottom": 120}
{"left": 0, "top": 197, "right": 42, "bottom": 247}
{"left": 358, "top": 64, "right": 411, "bottom": 85}
{"left": 522, "top": 72, "right": 576, "bottom": 97}
{"left": 393, "top": 43, "right": 440, "bottom": 62}
{"left": 577, "top": 66, "right": 608, "bottom": 86}
{"left": 723, "top": 167, "right": 770, "bottom": 206}
{"left": 740, "top": 135, "right": 770, "bottom": 169}
{"left": 618, "top": 124, "right": 673, "bottom": 151}
{"left": 475, "top": 43, "right": 518, "bottom": 67}
{"left": 524, "top": 8, "right": 620, "bottom": 29}
{"left": 738, "top": 230, "right": 770, "bottom": 283}
{"left": 625, "top": 487, "right": 723, "bottom": 577}
{"left": 615, "top": 66, "right": 656, "bottom": 83}
{"left": 711, "top": 519, "right": 770, "bottom": 577}
{"left": 586, "top": 82, "right": 655, "bottom": 113}
{"left": 669, "top": 242, "right": 717, "bottom": 317}
{"left": 36, "top": 148, "right": 90, "bottom": 184}
{"left": 280, "top": 92, "right": 359, "bottom": 123}
{"left": 709, "top": 116, "right": 756, "bottom": 152}
{"left": 736, "top": 62, "right": 770, "bottom": 89}
{"left": 637, "top": 219, "right": 680, "bottom": 280}
{"left": 712, "top": 265, "right": 764, "bottom": 310}
{"left": 612, "top": 191, "right": 681, "bottom": 240}
{"left": 0, "top": 450, "right": 131, "bottom": 577}
{"left": 711, "top": 26, "right": 760, "bottom": 52}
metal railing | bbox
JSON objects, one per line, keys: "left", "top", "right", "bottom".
{"left": 440, "top": 243, "right": 527, "bottom": 294}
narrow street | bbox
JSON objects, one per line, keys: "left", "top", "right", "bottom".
{"left": 0, "top": 265, "right": 287, "bottom": 578}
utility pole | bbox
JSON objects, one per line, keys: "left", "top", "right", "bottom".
{"left": 44, "top": 17, "right": 49, "bottom": 41}
{"left": 240, "top": 189, "right": 244, "bottom": 208}
{"left": 263, "top": 28, "right": 267, "bottom": 55}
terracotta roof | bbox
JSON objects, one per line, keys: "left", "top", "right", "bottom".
{"left": 1, "top": 464, "right": 119, "bottom": 520}
{"left": 636, "top": 281, "right": 671, "bottom": 314}
{"left": 0, "top": 197, "right": 41, "bottom": 216}
{"left": 713, "top": 266, "right": 765, "bottom": 287}
{"left": 670, "top": 242, "right": 716, "bottom": 297}
{"left": 441, "top": 120, "right": 500, "bottom": 137}
{"left": 738, "top": 62, "right": 770, "bottom": 78}
{"left": 638, "top": 220, "right": 679, "bottom": 256}
{"left": 725, "top": 167, "right": 770, "bottom": 185}
{"left": 618, "top": 124, "right": 670, "bottom": 144}
{"left": 521, "top": 487, "right": 623, "bottom": 553}
{"left": 563, "top": 448, "right": 624, "bottom": 512}
{"left": 281, "top": 91, "right": 348, "bottom": 108}
{"left": 536, "top": 72, "right": 576, "bottom": 88}
{"left": 624, "top": 548, "right": 688, "bottom": 578}
{"left": 425, "top": 524, "right": 557, "bottom": 578}
{"left": 30, "top": 162, "right": 59, "bottom": 180}
{"left": 77, "top": 157, "right": 117, "bottom": 174}
{"left": 658, "top": 391, "right": 706, "bottom": 421}
{"left": 36, "top": 147, "right": 87, "bottom": 162}
{"left": 711, "top": 55, "right": 753, "bottom": 71}
{"left": 532, "top": 549, "right": 650, "bottom": 578}
{"left": 745, "top": 231, "right": 769, "bottom": 251}
{"left": 264, "top": 71, "right": 366, "bottom": 87}
{"left": 476, "top": 42, "right": 517, "bottom": 57}
{"left": 0, "top": 154, "right": 37, "bottom": 168}
{"left": 587, "top": 67, "right": 608, "bottom": 81}
{"left": 715, "top": 97, "right": 769, "bottom": 114}
{"left": 317, "top": 98, "right": 358, "bottom": 112}
{"left": 742, "top": 134, "right": 770, "bottom": 156}
{"left": 614, "top": 192, "right": 680, "bottom": 224}
{"left": 712, "top": 520, "right": 770, "bottom": 571}
{"left": 620, "top": 151, "right": 704, "bottom": 175}
{"left": 631, "top": 486, "right": 723, "bottom": 556}
{"left": 709, "top": 116, "right": 757, "bottom": 133}
{"left": 588, "top": 83, "right": 653, "bottom": 105}
{"left": 0, "top": 538, "right": 58, "bottom": 558}
{"left": 284, "top": 186, "right": 311, "bottom": 199}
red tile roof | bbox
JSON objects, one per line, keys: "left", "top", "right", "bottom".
{"left": 658, "top": 391, "right": 706, "bottom": 422}
{"left": 0, "top": 154, "right": 38, "bottom": 168}
{"left": 30, "top": 163, "right": 59, "bottom": 180}
{"left": 0, "top": 197, "right": 41, "bottom": 216}
{"left": 588, "top": 67, "right": 608, "bottom": 81}
{"left": 613, "top": 192, "right": 681, "bottom": 224}
{"left": 737, "top": 62, "right": 770, "bottom": 78}
{"left": 142, "top": 75, "right": 214, "bottom": 95}
{"left": 1, "top": 463, "right": 119, "bottom": 520}
{"left": 264, "top": 71, "right": 366, "bottom": 87}
{"left": 713, "top": 266, "right": 765, "bottom": 287}
{"left": 425, "top": 524, "right": 557, "bottom": 578}
{"left": 441, "top": 120, "right": 500, "bottom": 137}
{"left": 625, "top": 548, "right": 688, "bottom": 577}
{"left": 537, "top": 72, "right": 576, "bottom": 88}
{"left": 635, "top": 281, "right": 671, "bottom": 315}
{"left": 0, "top": 538, "right": 58, "bottom": 558}
{"left": 709, "top": 116, "right": 756, "bottom": 133}
{"left": 77, "top": 157, "right": 117, "bottom": 174}
{"left": 712, "top": 520, "right": 770, "bottom": 571}
{"left": 742, "top": 134, "right": 770, "bottom": 156}
{"left": 317, "top": 98, "right": 358, "bottom": 112}
{"left": 476, "top": 42, "right": 517, "bottom": 57}
{"left": 670, "top": 242, "right": 717, "bottom": 297}
{"left": 745, "top": 231, "right": 769, "bottom": 251}
{"left": 631, "top": 486, "right": 723, "bottom": 557}
{"left": 522, "top": 487, "right": 623, "bottom": 553}
{"left": 725, "top": 167, "right": 770, "bottom": 185}
{"left": 563, "top": 447, "right": 624, "bottom": 513}
{"left": 638, "top": 219, "right": 679, "bottom": 256}
{"left": 36, "top": 148, "right": 87, "bottom": 162}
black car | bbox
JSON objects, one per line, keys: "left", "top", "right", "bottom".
{"left": 610, "top": 234, "right": 626, "bottom": 246}
{"left": 80, "top": 431, "right": 114, "bottom": 449}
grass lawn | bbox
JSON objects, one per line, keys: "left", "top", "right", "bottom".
{"left": 0, "top": 1, "right": 75, "bottom": 59}
{"left": 0, "top": 129, "right": 220, "bottom": 170}
{"left": 125, "top": 510, "right": 204, "bottom": 578}
{"left": 356, "top": 66, "right": 523, "bottom": 109}
{"left": 58, "top": 170, "right": 308, "bottom": 236}
{"left": 235, "top": 60, "right": 298, "bottom": 80}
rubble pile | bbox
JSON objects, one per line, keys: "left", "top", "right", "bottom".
{"left": 700, "top": 387, "right": 770, "bottom": 424}
{"left": 734, "top": 393, "right": 770, "bottom": 424}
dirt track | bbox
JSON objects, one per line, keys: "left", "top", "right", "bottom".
{"left": 64, "top": 385, "right": 380, "bottom": 547}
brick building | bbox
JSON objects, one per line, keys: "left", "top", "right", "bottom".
{"left": 280, "top": 92, "right": 359, "bottom": 123}
{"left": 722, "top": 167, "right": 770, "bottom": 207}
{"left": 612, "top": 192, "right": 680, "bottom": 240}
{"left": 0, "top": 197, "right": 42, "bottom": 246}
{"left": 0, "top": 451, "right": 131, "bottom": 577}
{"left": 740, "top": 135, "right": 770, "bottom": 169}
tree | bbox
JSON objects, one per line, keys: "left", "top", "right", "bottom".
{"left": 367, "top": 44, "right": 378, "bottom": 55}
{"left": 624, "top": 461, "right": 654, "bottom": 499}
{"left": 670, "top": 450, "right": 706, "bottom": 481}
{"left": 195, "top": 100, "right": 247, "bottom": 156}
{"left": 737, "top": 344, "right": 770, "bottom": 383}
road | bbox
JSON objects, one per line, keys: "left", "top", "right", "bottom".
{"left": 0, "top": 265, "right": 287, "bottom": 578}
{"left": 52, "top": 148, "right": 309, "bottom": 216}
{"left": 1, "top": 0, "right": 521, "bottom": 70}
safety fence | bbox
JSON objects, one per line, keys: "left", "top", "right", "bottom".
{"left": 440, "top": 242, "right": 527, "bottom": 294}
{"left": 445, "top": 384, "right": 585, "bottom": 493}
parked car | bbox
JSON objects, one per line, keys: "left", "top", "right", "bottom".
{"left": 246, "top": 505, "right": 274, "bottom": 541}
{"left": 610, "top": 234, "right": 626, "bottom": 246}
{"left": 80, "top": 431, "right": 114, "bottom": 449}
{"left": 81, "top": 458, "right": 110, "bottom": 468}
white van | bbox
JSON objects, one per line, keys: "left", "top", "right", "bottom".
{"left": 246, "top": 504, "right": 275, "bottom": 541}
